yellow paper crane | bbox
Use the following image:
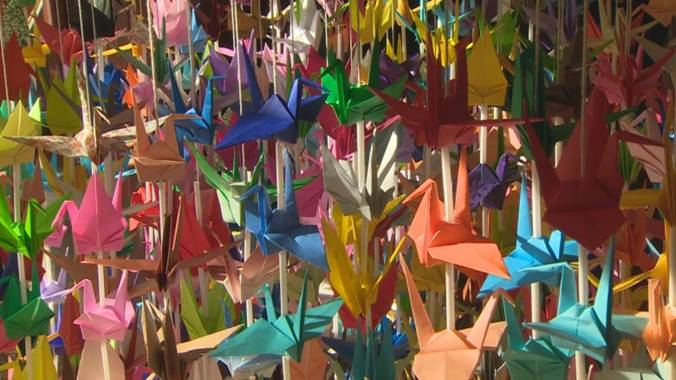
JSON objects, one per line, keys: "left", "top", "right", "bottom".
{"left": 322, "top": 215, "right": 410, "bottom": 321}
{"left": 0, "top": 336, "right": 57, "bottom": 380}
{"left": 0, "top": 101, "right": 41, "bottom": 167}
{"left": 467, "top": 28, "right": 508, "bottom": 106}
{"left": 350, "top": 0, "right": 393, "bottom": 46}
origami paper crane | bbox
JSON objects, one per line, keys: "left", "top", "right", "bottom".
{"left": 73, "top": 270, "right": 134, "bottom": 341}
{"left": 400, "top": 256, "right": 506, "bottom": 379}
{"left": 0, "top": 34, "right": 32, "bottom": 102}
{"left": 9, "top": 76, "right": 143, "bottom": 164}
{"left": 374, "top": 34, "right": 526, "bottom": 149}
{"left": 78, "top": 339, "right": 125, "bottom": 380}
{"left": 180, "top": 274, "right": 228, "bottom": 340}
{"left": 150, "top": 0, "right": 189, "bottom": 47}
{"left": 323, "top": 218, "right": 407, "bottom": 327}
{"left": 87, "top": 202, "right": 233, "bottom": 294}
{"left": 511, "top": 42, "right": 575, "bottom": 158}
{"left": 170, "top": 71, "right": 219, "bottom": 152}
{"left": 222, "top": 247, "right": 278, "bottom": 304}
{"left": 133, "top": 105, "right": 196, "bottom": 183}
{"left": 592, "top": 49, "right": 675, "bottom": 108}
{"left": 210, "top": 273, "right": 343, "bottom": 361}
{"left": 241, "top": 149, "right": 328, "bottom": 270}
{"left": 403, "top": 147, "right": 510, "bottom": 278}
{"left": 640, "top": 279, "right": 676, "bottom": 362}
{"left": 50, "top": 173, "right": 125, "bottom": 255}
{"left": 523, "top": 88, "right": 626, "bottom": 250}
{"left": 525, "top": 240, "right": 647, "bottom": 363}
{"left": 34, "top": 18, "right": 83, "bottom": 65}
{"left": 40, "top": 268, "right": 69, "bottom": 304}
{"left": 0, "top": 101, "right": 41, "bottom": 167}
{"left": 142, "top": 299, "right": 241, "bottom": 380}
{"left": 322, "top": 320, "right": 407, "bottom": 380}
{"left": 278, "top": 0, "right": 321, "bottom": 54}
{"left": 214, "top": 41, "right": 327, "bottom": 149}
{"left": 468, "top": 153, "right": 519, "bottom": 210}
{"left": 501, "top": 297, "right": 572, "bottom": 380}
{"left": 322, "top": 122, "right": 402, "bottom": 221}
{"left": 289, "top": 338, "right": 329, "bottom": 380}
{"left": 219, "top": 355, "right": 280, "bottom": 380}
{"left": 192, "top": 144, "right": 262, "bottom": 225}
{"left": 0, "top": 191, "right": 63, "bottom": 260}
{"left": 467, "top": 28, "right": 508, "bottom": 106}
{"left": 0, "top": 265, "right": 54, "bottom": 339}
{"left": 479, "top": 177, "right": 578, "bottom": 297}
{"left": 0, "top": 335, "right": 58, "bottom": 380}
{"left": 320, "top": 45, "right": 406, "bottom": 125}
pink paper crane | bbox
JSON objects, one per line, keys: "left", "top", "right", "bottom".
{"left": 47, "top": 173, "right": 126, "bottom": 255}
{"left": 73, "top": 270, "right": 135, "bottom": 342}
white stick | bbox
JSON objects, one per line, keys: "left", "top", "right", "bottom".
{"left": 667, "top": 103, "right": 676, "bottom": 380}
{"left": 576, "top": 0, "right": 590, "bottom": 377}
{"left": 479, "top": 105, "right": 489, "bottom": 238}
{"left": 13, "top": 165, "right": 33, "bottom": 375}
{"left": 275, "top": 142, "right": 290, "bottom": 379}
{"left": 440, "top": 147, "right": 455, "bottom": 330}
{"left": 97, "top": 250, "right": 112, "bottom": 380}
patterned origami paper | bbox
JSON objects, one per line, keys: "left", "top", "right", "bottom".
{"left": 468, "top": 153, "right": 519, "bottom": 210}
{"left": 403, "top": 147, "right": 510, "bottom": 278}
{"left": 210, "top": 273, "right": 343, "bottom": 361}
{"left": 400, "top": 256, "right": 506, "bottom": 380}
{"left": 479, "top": 177, "right": 578, "bottom": 297}
{"left": 525, "top": 240, "right": 647, "bottom": 363}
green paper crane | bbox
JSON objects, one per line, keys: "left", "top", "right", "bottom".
{"left": 209, "top": 272, "right": 343, "bottom": 362}
{"left": 501, "top": 297, "right": 572, "bottom": 380}
{"left": 179, "top": 273, "right": 227, "bottom": 340}
{"left": 0, "top": 264, "right": 54, "bottom": 339}
{"left": 0, "top": 193, "right": 65, "bottom": 260}
{"left": 510, "top": 42, "right": 574, "bottom": 159}
{"left": 192, "top": 145, "right": 316, "bottom": 226}
{"left": 320, "top": 40, "right": 405, "bottom": 126}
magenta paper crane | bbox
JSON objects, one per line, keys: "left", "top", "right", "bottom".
{"left": 47, "top": 173, "right": 126, "bottom": 255}
{"left": 73, "top": 270, "right": 134, "bottom": 341}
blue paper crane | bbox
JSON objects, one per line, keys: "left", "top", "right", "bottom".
{"left": 240, "top": 149, "right": 328, "bottom": 270}
{"left": 479, "top": 177, "right": 578, "bottom": 298}
{"left": 214, "top": 41, "right": 327, "bottom": 150}
{"left": 524, "top": 239, "right": 647, "bottom": 363}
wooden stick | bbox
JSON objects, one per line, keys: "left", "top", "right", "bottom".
{"left": 576, "top": 0, "right": 590, "bottom": 378}
{"left": 440, "top": 147, "right": 455, "bottom": 330}
{"left": 479, "top": 105, "right": 489, "bottom": 239}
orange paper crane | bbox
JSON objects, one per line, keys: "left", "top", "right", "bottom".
{"left": 525, "top": 88, "right": 625, "bottom": 250}
{"left": 402, "top": 147, "right": 509, "bottom": 278}
{"left": 133, "top": 103, "right": 196, "bottom": 183}
{"left": 400, "top": 256, "right": 506, "bottom": 380}
{"left": 641, "top": 279, "right": 676, "bottom": 361}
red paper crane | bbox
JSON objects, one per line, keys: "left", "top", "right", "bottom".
{"left": 525, "top": 88, "right": 626, "bottom": 249}
{"left": 373, "top": 34, "right": 529, "bottom": 149}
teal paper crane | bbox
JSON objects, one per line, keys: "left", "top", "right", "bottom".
{"left": 209, "top": 272, "right": 343, "bottom": 362}
{"left": 524, "top": 239, "right": 647, "bottom": 363}
{"left": 479, "top": 177, "right": 578, "bottom": 297}
{"left": 501, "top": 297, "right": 572, "bottom": 380}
